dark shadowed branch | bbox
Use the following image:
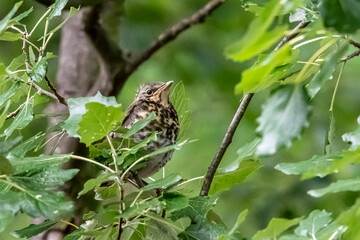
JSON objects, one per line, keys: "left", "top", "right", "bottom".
{"left": 341, "top": 39, "right": 360, "bottom": 62}
{"left": 123, "top": 0, "right": 227, "bottom": 78}
{"left": 45, "top": 76, "right": 68, "bottom": 106}
{"left": 199, "top": 20, "right": 310, "bottom": 197}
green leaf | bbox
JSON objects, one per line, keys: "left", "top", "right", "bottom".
{"left": 120, "top": 198, "right": 163, "bottom": 219}
{"left": 252, "top": 217, "right": 303, "bottom": 240}
{"left": 0, "top": 82, "right": 20, "bottom": 107}
{"left": 0, "top": 155, "right": 15, "bottom": 175}
{"left": 28, "top": 46, "right": 36, "bottom": 65}
{"left": 6, "top": 53, "right": 25, "bottom": 72}
{"left": 235, "top": 44, "right": 298, "bottom": 94}
{"left": 28, "top": 56, "right": 48, "bottom": 83}
{"left": 336, "top": 198, "right": 360, "bottom": 240}
{"left": 12, "top": 220, "right": 57, "bottom": 238}
{"left": 0, "top": 136, "right": 22, "bottom": 153}
{"left": 63, "top": 228, "right": 85, "bottom": 240}
{"left": 275, "top": 148, "right": 360, "bottom": 180}
{"left": 9, "top": 154, "right": 71, "bottom": 172}
{"left": 293, "top": 210, "right": 346, "bottom": 239}
{"left": 209, "top": 159, "right": 262, "bottom": 194}
{"left": 170, "top": 81, "right": 191, "bottom": 139}
{"left": 122, "top": 111, "right": 157, "bottom": 138}
{"left": 49, "top": 0, "right": 69, "bottom": 19}
{"left": 342, "top": 115, "right": 360, "bottom": 150}
{"left": 225, "top": 0, "right": 286, "bottom": 61}
{"left": 145, "top": 218, "right": 178, "bottom": 240}
{"left": 256, "top": 86, "right": 310, "bottom": 155}
{"left": 0, "top": 32, "right": 22, "bottom": 41}
{"left": 171, "top": 196, "right": 216, "bottom": 222}
{"left": 219, "top": 138, "right": 260, "bottom": 173}
{"left": 0, "top": 1, "right": 22, "bottom": 35}
{"left": 141, "top": 174, "right": 182, "bottom": 191}
{"left": 319, "top": 0, "right": 360, "bottom": 33}
{"left": 308, "top": 177, "right": 360, "bottom": 197}
{"left": 218, "top": 209, "right": 248, "bottom": 239}
{"left": 0, "top": 101, "right": 11, "bottom": 130}
{"left": 306, "top": 42, "right": 348, "bottom": 98}
{"left": 8, "top": 7, "right": 33, "bottom": 25}
{"left": 160, "top": 193, "right": 189, "bottom": 211}
{"left": 77, "top": 102, "right": 125, "bottom": 146}
{"left": 4, "top": 97, "right": 34, "bottom": 139}
{"left": 78, "top": 172, "right": 116, "bottom": 197}
{"left": 63, "top": 92, "right": 120, "bottom": 138}
{"left": 7, "top": 132, "right": 46, "bottom": 158}
{"left": 10, "top": 168, "right": 78, "bottom": 190}
{"left": 0, "top": 192, "right": 21, "bottom": 232}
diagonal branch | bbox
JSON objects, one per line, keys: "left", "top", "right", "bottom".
{"left": 123, "top": 0, "right": 227, "bottom": 78}
{"left": 44, "top": 75, "right": 68, "bottom": 106}
{"left": 199, "top": 20, "right": 310, "bottom": 197}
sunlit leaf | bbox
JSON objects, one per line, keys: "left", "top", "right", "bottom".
{"left": 308, "top": 177, "right": 360, "bottom": 197}
{"left": 235, "top": 44, "right": 298, "bottom": 94}
{"left": 306, "top": 42, "right": 348, "bottom": 98}
{"left": 78, "top": 172, "right": 116, "bottom": 197}
{"left": 336, "top": 198, "right": 360, "bottom": 240}
{"left": 252, "top": 217, "right": 303, "bottom": 240}
{"left": 12, "top": 220, "right": 57, "bottom": 238}
{"left": 256, "top": 86, "right": 310, "bottom": 155}
{"left": 218, "top": 209, "right": 248, "bottom": 240}
{"left": 77, "top": 102, "right": 125, "bottom": 146}
{"left": 225, "top": 0, "right": 286, "bottom": 62}
{"left": 275, "top": 148, "right": 360, "bottom": 180}
{"left": 160, "top": 193, "right": 189, "bottom": 211}
{"left": 63, "top": 92, "right": 120, "bottom": 138}
{"left": 0, "top": 82, "right": 20, "bottom": 107}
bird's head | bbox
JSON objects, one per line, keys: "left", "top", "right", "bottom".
{"left": 136, "top": 81, "right": 174, "bottom": 105}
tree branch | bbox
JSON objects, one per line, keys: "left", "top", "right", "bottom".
{"left": 6, "top": 102, "right": 26, "bottom": 120}
{"left": 44, "top": 76, "right": 68, "bottom": 106}
{"left": 199, "top": 20, "right": 310, "bottom": 197}
{"left": 341, "top": 39, "right": 360, "bottom": 62}
{"left": 123, "top": 0, "right": 227, "bottom": 79}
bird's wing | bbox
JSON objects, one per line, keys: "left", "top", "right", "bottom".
{"left": 122, "top": 102, "right": 137, "bottom": 128}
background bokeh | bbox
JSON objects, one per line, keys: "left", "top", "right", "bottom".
{"left": 1, "top": 0, "right": 360, "bottom": 239}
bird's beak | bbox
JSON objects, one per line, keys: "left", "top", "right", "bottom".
{"left": 154, "top": 81, "right": 174, "bottom": 101}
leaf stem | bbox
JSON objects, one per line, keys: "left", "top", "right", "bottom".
{"left": 70, "top": 155, "right": 115, "bottom": 173}
{"left": 106, "top": 135, "right": 119, "bottom": 172}
{"left": 60, "top": 220, "right": 79, "bottom": 229}
{"left": 29, "top": 8, "right": 51, "bottom": 37}
{"left": 330, "top": 61, "right": 346, "bottom": 112}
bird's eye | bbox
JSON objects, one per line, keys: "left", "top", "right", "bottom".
{"left": 146, "top": 90, "right": 153, "bottom": 95}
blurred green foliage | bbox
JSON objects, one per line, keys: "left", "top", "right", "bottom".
{"left": 0, "top": 0, "right": 360, "bottom": 239}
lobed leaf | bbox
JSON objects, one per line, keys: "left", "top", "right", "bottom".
{"left": 77, "top": 102, "right": 125, "bottom": 146}
{"left": 63, "top": 92, "right": 121, "bottom": 138}
{"left": 0, "top": 1, "right": 22, "bottom": 35}
{"left": 9, "top": 154, "right": 71, "bottom": 172}
{"left": 49, "top": 0, "right": 69, "bottom": 19}
{"left": 256, "top": 86, "right": 310, "bottom": 155}
{"left": 141, "top": 174, "right": 182, "bottom": 191}
{"left": 28, "top": 56, "right": 48, "bottom": 83}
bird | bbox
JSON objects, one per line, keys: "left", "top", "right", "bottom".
{"left": 121, "top": 81, "right": 179, "bottom": 186}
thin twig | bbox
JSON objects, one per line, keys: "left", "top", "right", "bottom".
{"left": 341, "top": 39, "right": 360, "bottom": 62}
{"left": 199, "top": 20, "right": 310, "bottom": 197}
{"left": 6, "top": 102, "right": 26, "bottom": 119}
{"left": 44, "top": 75, "right": 68, "bottom": 106}
{"left": 124, "top": 0, "right": 227, "bottom": 77}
